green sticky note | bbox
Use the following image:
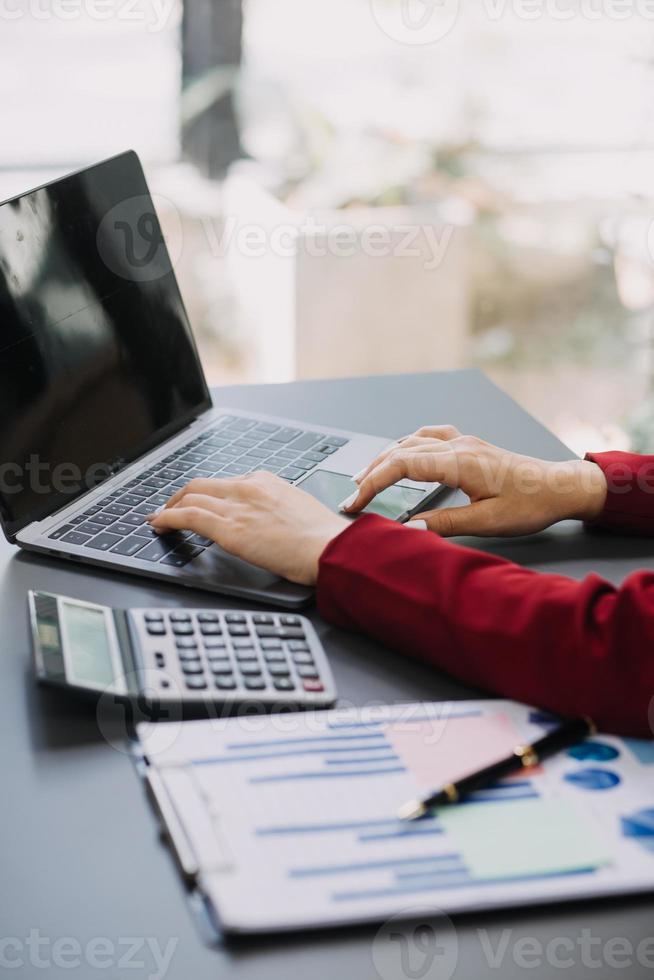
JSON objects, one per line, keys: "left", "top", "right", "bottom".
{"left": 439, "top": 798, "right": 610, "bottom": 880}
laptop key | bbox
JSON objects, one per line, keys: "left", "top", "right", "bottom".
{"left": 268, "top": 427, "right": 301, "bottom": 444}
{"left": 147, "top": 493, "right": 172, "bottom": 508}
{"left": 315, "top": 444, "right": 338, "bottom": 455}
{"left": 110, "top": 536, "right": 148, "bottom": 557}
{"left": 161, "top": 545, "right": 203, "bottom": 567}
{"left": 253, "top": 422, "right": 279, "bottom": 434}
{"left": 278, "top": 466, "right": 306, "bottom": 482}
{"left": 219, "top": 464, "right": 251, "bottom": 477}
{"left": 85, "top": 532, "right": 123, "bottom": 551}
{"left": 92, "top": 512, "right": 118, "bottom": 527}
{"left": 49, "top": 524, "right": 74, "bottom": 540}
{"left": 188, "top": 533, "right": 213, "bottom": 547}
{"left": 61, "top": 530, "right": 92, "bottom": 546}
{"left": 245, "top": 447, "right": 270, "bottom": 459}
{"left": 103, "top": 503, "right": 131, "bottom": 517}
{"left": 322, "top": 436, "right": 349, "bottom": 447}
{"left": 77, "top": 521, "right": 107, "bottom": 536}
{"left": 108, "top": 522, "right": 135, "bottom": 537}
{"left": 288, "top": 432, "right": 322, "bottom": 452}
{"left": 136, "top": 538, "right": 176, "bottom": 561}
{"left": 118, "top": 512, "right": 148, "bottom": 527}
{"left": 116, "top": 493, "right": 144, "bottom": 508}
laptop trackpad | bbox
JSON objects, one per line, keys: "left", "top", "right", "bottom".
{"left": 298, "top": 470, "right": 426, "bottom": 521}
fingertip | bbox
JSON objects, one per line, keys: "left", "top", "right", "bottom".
{"left": 339, "top": 490, "right": 360, "bottom": 513}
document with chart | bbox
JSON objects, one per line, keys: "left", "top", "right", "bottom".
{"left": 136, "top": 701, "right": 654, "bottom": 933}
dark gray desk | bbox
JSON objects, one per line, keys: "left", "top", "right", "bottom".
{"left": 3, "top": 370, "right": 653, "bottom": 980}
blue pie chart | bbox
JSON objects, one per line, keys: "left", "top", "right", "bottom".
{"left": 563, "top": 768, "right": 621, "bottom": 791}
{"left": 621, "top": 808, "right": 654, "bottom": 838}
{"left": 567, "top": 740, "right": 620, "bottom": 763}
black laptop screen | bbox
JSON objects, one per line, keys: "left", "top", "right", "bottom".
{"left": 0, "top": 152, "right": 211, "bottom": 539}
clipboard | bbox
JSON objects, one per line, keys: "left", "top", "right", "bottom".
{"left": 135, "top": 700, "right": 654, "bottom": 934}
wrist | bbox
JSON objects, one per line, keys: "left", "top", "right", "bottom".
{"left": 302, "top": 516, "right": 350, "bottom": 585}
{"left": 554, "top": 459, "right": 608, "bottom": 523}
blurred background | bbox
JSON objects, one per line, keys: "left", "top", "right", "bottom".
{"left": 3, "top": 0, "right": 654, "bottom": 453}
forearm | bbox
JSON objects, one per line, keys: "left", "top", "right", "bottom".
{"left": 317, "top": 515, "right": 654, "bottom": 737}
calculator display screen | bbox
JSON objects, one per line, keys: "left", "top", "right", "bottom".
{"left": 61, "top": 601, "right": 115, "bottom": 688}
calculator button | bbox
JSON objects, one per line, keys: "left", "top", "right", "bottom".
{"left": 228, "top": 624, "right": 250, "bottom": 637}
{"left": 181, "top": 662, "right": 205, "bottom": 675}
{"left": 177, "top": 651, "right": 201, "bottom": 663}
{"left": 264, "top": 650, "right": 287, "bottom": 663}
{"left": 243, "top": 677, "right": 266, "bottom": 690}
{"left": 175, "top": 637, "right": 197, "bottom": 649}
{"left": 215, "top": 677, "right": 237, "bottom": 690}
{"left": 302, "top": 679, "right": 324, "bottom": 692}
{"left": 288, "top": 640, "right": 311, "bottom": 652}
{"left": 273, "top": 677, "right": 296, "bottom": 691}
{"left": 292, "top": 652, "right": 315, "bottom": 665}
{"left": 200, "top": 623, "right": 222, "bottom": 635}
{"left": 267, "top": 663, "right": 291, "bottom": 677}
{"left": 203, "top": 637, "right": 227, "bottom": 649}
{"left": 235, "top": 650, "right": 258, "bottom": 661}
{"left": 280, "top": 615, "right": 301, "bottom": 626}
{"left": 172, "top": 622, "right": 194, "bottom": 635}
{"left": 144, "top": 612, "right": 164, "bottom": 622}
{"left": 297, "top": 665, "right": 320, "bottom": 679}
{"left": 211, "top": 663, "right": 234, "bottom": 675}
{"left": 260, "top": 638, "right": 282, "bottom": 650}
{"left": 253, "top": 614, "right": 274, "bottom": 625}
{"left": 239, "top": 664, "right": 263, "bottom": 676}
{"left": 197, "top": 612, "right": 219, "bottom": 623}
{"left": 231, "top": 638, "right": 254, "bottom": 650}
{"left": 185, "top": 676, "right": 208, "bottom": 690}
{"left": 146, "top": 623, "right": 167, "bottom": 636}
{"left": 225, "top": 613, "right": 247, "bottom": 623}
{"left": 169, "top": 612, "right": 191, "bottom": 622}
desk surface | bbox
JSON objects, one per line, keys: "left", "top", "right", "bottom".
{"left": 3, "top": 370, "right": 653, "bottom": 980}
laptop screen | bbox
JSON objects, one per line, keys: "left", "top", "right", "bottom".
{"left": 0, "top": 152, "right": 211, "bottom": 539}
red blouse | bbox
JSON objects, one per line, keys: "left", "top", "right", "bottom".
{"left": 317, "top": 451, "right": 654, "bottom": 737}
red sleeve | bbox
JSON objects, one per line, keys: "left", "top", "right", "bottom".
{"left": 317, "top": 514, "right": 654, "bottom": 737}
{"left": 586, "top": 450, "right": 654, "bottom": 533}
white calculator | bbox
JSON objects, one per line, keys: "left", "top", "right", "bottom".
{"left": 29, "top": 591, "right": 337, "bottom": 710}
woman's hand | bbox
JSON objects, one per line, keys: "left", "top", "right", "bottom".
{"left": 147, "top": 473, "right": 349, "bottom": 585}
{"left": 345, "top": 424, "right": 608, "bottom": 537}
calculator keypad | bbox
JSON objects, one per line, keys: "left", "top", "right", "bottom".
{"left": 127, "top": 608, "right": 335, "bottom": 707}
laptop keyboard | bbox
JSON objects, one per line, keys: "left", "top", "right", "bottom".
{"left": 47, "top": 416, "right": 349, "bottom": 567}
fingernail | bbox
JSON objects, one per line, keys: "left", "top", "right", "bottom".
{"left": 407, "top": 519, "right": 428, "bottom": 531}
{"left": 352, "top": 469, "right": 367, "bottom": 484}
{"left": 339, "top": 490, "right": 359, "bottom": 512}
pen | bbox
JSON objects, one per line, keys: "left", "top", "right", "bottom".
{"left": 397, "top": 715, "right": 597, "bottom": 821}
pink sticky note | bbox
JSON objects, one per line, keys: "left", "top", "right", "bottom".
{"left": 386, "top": 713, "right": 534, "bottom": 788}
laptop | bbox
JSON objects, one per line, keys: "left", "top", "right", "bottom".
{"left": 0, "top": 151, "right": 442, "bottom": 608}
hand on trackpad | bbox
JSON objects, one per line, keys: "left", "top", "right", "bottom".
{"left": 297, "top": 469, "right": 426, "bottom": 522}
